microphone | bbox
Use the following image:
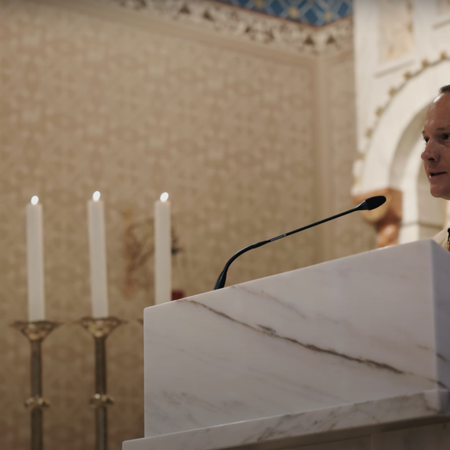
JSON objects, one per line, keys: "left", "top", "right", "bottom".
{"left": 213, "top": 196, "right": 386, "bottom": 290}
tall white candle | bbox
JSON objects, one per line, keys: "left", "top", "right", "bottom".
{"left": 154, "top": 192, "right": 171, "bottom": 305}
{"left": 88, "top": 191, "right": 109, "bottom": 318}
{"left": 26, "top": 196, "right": 45, "bottom": 322}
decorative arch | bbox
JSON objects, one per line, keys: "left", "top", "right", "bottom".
{"left": 353, "top": 60, "right": 450, "bottom": 245}
{"left": 358, "top": 61, "right": 450, "bottom": 193}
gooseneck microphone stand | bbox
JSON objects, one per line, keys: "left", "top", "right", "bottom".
{"left": 213, "top": 196, "right": 386, "bottom": 290}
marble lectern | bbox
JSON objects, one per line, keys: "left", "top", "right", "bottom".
{"left": 124, "top": 239, "right": 450, "bottom": 450}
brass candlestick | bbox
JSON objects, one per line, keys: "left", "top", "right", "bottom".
{"left": 12, "top": 320, "right": 61, "bottom": 450}
{"left": 79, "top": 316, "right": 125, "bottom": 450}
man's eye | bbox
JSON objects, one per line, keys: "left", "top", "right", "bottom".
{"left": 424, "top": 137, "right": 429, "bottom": 144}
{"left": 444, "top": 134, "right": 450, "bottom": 140}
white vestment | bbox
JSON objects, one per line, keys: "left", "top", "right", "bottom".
{"left": 433, "top": 228, "right": 449, "bottom": 250}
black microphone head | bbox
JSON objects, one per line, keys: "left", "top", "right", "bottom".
{"left": 358, "top": 195, "right": 386, "bottom": 211}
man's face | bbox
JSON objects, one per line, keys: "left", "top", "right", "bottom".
{"left": 422, "top": 93, "right": 450, "bottom": 200}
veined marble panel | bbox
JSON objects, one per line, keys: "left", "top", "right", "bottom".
{"left": 141, "top": 240, "right": 450, "bottom": 437}
{"left": 123, "top": 390, "right": 450, "bottom": 450}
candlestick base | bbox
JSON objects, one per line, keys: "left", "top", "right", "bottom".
{"left": 12, "top": 320, "right": 61, "bottom": 450}
{"left": 79, "top": 316, "right": 125, "bottom": 450}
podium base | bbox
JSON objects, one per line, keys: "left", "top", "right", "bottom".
{"left": 123, "top": 389, "right": 450, "bottom": 450}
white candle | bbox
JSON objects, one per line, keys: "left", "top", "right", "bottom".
{"left": 26, "top": 196, "right": 45, "bottom": 322}
{"left": 88, "top": 191, "right": 109, "bottom": 318}
{"left": 154, "top": 192, "right": 171, "bottom": 305}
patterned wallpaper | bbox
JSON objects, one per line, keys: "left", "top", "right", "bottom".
{"left": 328, "top": 55, "right": 375, "bottom": 259}
{"left": 0, "top": 0, "right": 373, "bottom": 449}
{"left": 214, "top": 0, "right": 353, "bottom": 26}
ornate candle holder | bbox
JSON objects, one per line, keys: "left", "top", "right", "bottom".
{"left": 12, "top": 320, "right": 61, "bottom": 450}
{"left": 79, "top": 316, "right": 125, "bottom": 450}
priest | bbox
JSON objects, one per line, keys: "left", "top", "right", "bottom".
{"left": 421, "top": 84, "right": 450, "bottom": 249}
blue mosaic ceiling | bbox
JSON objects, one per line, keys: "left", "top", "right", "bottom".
{"left": 212, "top": 0, "right": 353, "bottom": 26}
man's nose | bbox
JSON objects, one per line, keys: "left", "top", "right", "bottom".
{"left": 422, "top": 140, "right": 440, "bottom": 161}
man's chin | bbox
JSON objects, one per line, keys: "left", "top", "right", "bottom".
{"left": 430, "top": 188, "right": 450, "bottom": 200}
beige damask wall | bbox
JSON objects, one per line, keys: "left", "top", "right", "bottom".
{"left": 0, "top": 0, "right": 375, "bottom": 448}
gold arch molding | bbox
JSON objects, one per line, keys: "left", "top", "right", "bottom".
{"left": 363, "top": 51, "right": 449, "bottom": 146}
